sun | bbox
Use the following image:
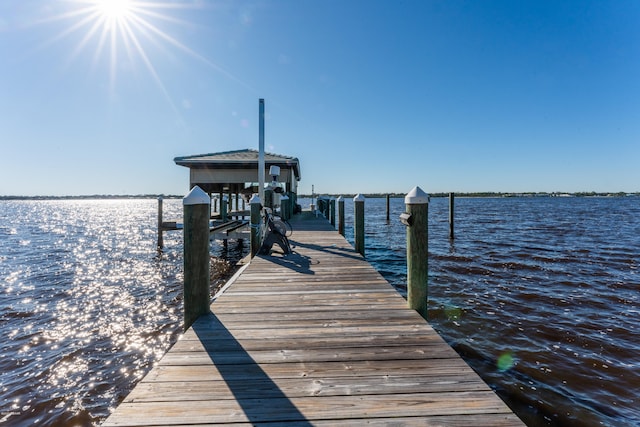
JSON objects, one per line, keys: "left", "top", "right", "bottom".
{"left": 95, "top": 0, "right": 133, "bottom": 20}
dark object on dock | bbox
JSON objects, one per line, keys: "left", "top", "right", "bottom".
{"left": 259, "top": 211, "right": 292, "bottom": 255}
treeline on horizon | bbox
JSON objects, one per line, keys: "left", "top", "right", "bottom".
{"left": 1, "top": 191, "right": 637, "bottom": 201}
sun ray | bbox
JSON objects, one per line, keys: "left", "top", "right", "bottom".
{"left": 27, "top": 0, "right": 254, "bottom": 118}
{"left": 120, "top": 18, "right": 183, "bottom": 120}
{"left": 127, "top": 12, "right": 255, "bottom": 91}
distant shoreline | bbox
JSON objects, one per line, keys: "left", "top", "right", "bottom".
{"left": 1, "top": 192, "right": 637, "bottom": 200}
{"left": 0, "top": 195, "right": 184, "bottom": 201}
{"left": 300, "top": 192, "right": 638, "bottom": 198}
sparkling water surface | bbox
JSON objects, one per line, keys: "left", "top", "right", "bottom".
{"left": 1, "top": 196, "right": 639, "bottom": 426}
{"left": 309, "top": 195, "right": 638, "bottom": 427}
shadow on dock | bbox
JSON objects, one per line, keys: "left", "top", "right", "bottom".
{"left": 260, "top": 252, "right": 315, "bottom": 275}
{"left": 192, "top": 313, "right": 312, "bottom": 425}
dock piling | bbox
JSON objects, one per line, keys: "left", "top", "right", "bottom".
{"left": 250, "top": 195, "right": 262, "bottom": 258}
{"left": 183, "top": 186, "right": 211, "bottom": 331}
{"left": 280, "top": 195, "right": 290, "bottom": 221}
{"left": 404, "top": 186, "right": 429, "bottom": 320}
{"left": 157, "top": 196, "right": 164, "bottom": 250}
{"left": 449, "top": 192, "right": 455, "bottom": 240}
{"left": 337, "top": 196, "right": 345, "bottom": 236}
{"left": 221, "top": 195, "right": 228, "bottom": 222}
{"left": 386, "top": 194, "right": 390, "bottom": 222}
{"left": 354, "top": 194, "right": 365, "bottom": 257}
{"left": 330, "top": 197, "right": 336, "bottom": 227}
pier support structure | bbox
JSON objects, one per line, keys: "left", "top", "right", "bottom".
{"left": 183, "top": 186, "right": 211, "bottom": 331}
{"left": 250, "top": 195, "right": 262, "bottom": 258}
{"left": 354, "top": 194, "right": 365, "bottom": 257}
{"left": 404, "top": 186, "right": 429, "bottom": 320}
{"left": 281, "top": 195, "right": 290, "bottom": 221}
{"left": 157, "top": 196, "right": 164, "bottom": 250}
{"left": 449, "top": 192, "right": 455, "bottom": 240}
{"left": 337, "top": 196, "right": 345, "bottom": 236}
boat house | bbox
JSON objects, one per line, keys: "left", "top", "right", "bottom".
{"left": 174, "top": 148, "right": 301, "bottom": 204}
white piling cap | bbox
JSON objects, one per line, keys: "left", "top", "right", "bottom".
{"left": 183, "top": 185, "right": 210, "bottom": 205}
{"left": 353, "top": 194, "right": 365, "bottom": 202}
{"left": 249, "top": 194, "right": 261, "bottom": 204}
{"left": 337, "top": 196, "right": 343, "bottom": 202}
{"left": 405, "top": 186, "right": 430, "bottom": 204}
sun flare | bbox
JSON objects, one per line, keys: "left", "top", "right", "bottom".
{"left": 95, "top": 0, "right": 133, "bottom": 20}
{"left": 33, "top": 0, "right": 244, "bottom": 117}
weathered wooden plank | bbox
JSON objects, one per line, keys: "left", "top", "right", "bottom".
{"left": 140, "top": 358, "right": 478, "bottom": 383}
{"left": 171, "top": 333, "right": 456, "bottom": 353}
{"left": 157, "top": 343, "right": 461, "bottom": 365}
{"left": 123, "top": 374, "right": 493, "bottom": 402}
{"left": 103, "top": 414, "right": 525, "bottom": 427}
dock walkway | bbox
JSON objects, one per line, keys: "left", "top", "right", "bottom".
{"left": 104, "top": 212, "right": 524, "bottom": 426}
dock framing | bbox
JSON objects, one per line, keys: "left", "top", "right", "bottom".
{"left": 105, "top": 212, "right": 524, "bottom": 426}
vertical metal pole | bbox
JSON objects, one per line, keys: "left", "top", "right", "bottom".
{"left": 183, "top": 186, "right": 211, "bottom": 331}
{"left": 337, "top": 196, "right": 345, "bottom": 236}
{"left": 354, "top": 194, "right": 365, "bottom": 257}
{"left": 405, "top": 186, "right": 429, "bottom": 320}
{"left": 258, "top": 99, "right": 265, "bottom": 203}
{"left": 250, "top": 195, "right": 262, "bottom": 258}
{"left": 449, "top": 192, "right": 455, "bottom": 240}
{"left": 157, "top": 196, "right": 164, "bottom": 250}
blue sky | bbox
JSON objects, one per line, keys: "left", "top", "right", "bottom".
{"left": 1, "top": 0, "right": 638, "bottom": 196}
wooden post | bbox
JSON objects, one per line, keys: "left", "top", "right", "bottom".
{"left": 183, "top": 186, "right": 211, "bottom": 331}
{"left": 404, "top": 186, "right": 429, "bottom": 320}
{"left": 337, "top": 196, "right": 345, "bottom": 236}
{"left": 280, "top": 195, "right": 290, "bottom": 221}
{"left": 157, "top": 196, "right": 164, "bottom": 250}
{"left": 310, "top": 185, "right": 315, "bottom": 212}
{"left": 330, "top": 197, "right": 336, "bottom": 227}
{"left": 250, "top": 195, "right": 262, "bottom": 258}
{"left": 354, "top": 194, "right": 365, "bottom": 257}
{"left": 221, "top": 195, "right": 228, "bottom": 222}
{"left": 449, "top": 192, "right": 455, "bottom": 240}
{"left": 264, "top": 189, "right": 273, "bottom": 210}
{"left": 386, "top": 194, "right": 390, "bottom": 222}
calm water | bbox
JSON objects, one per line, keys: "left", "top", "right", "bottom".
{"left": 1, "top": 197, "right": 639, "bottom": 426}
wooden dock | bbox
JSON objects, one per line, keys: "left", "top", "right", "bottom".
{"left": 105, "top": 211, "right": 524, "bottom": 426}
